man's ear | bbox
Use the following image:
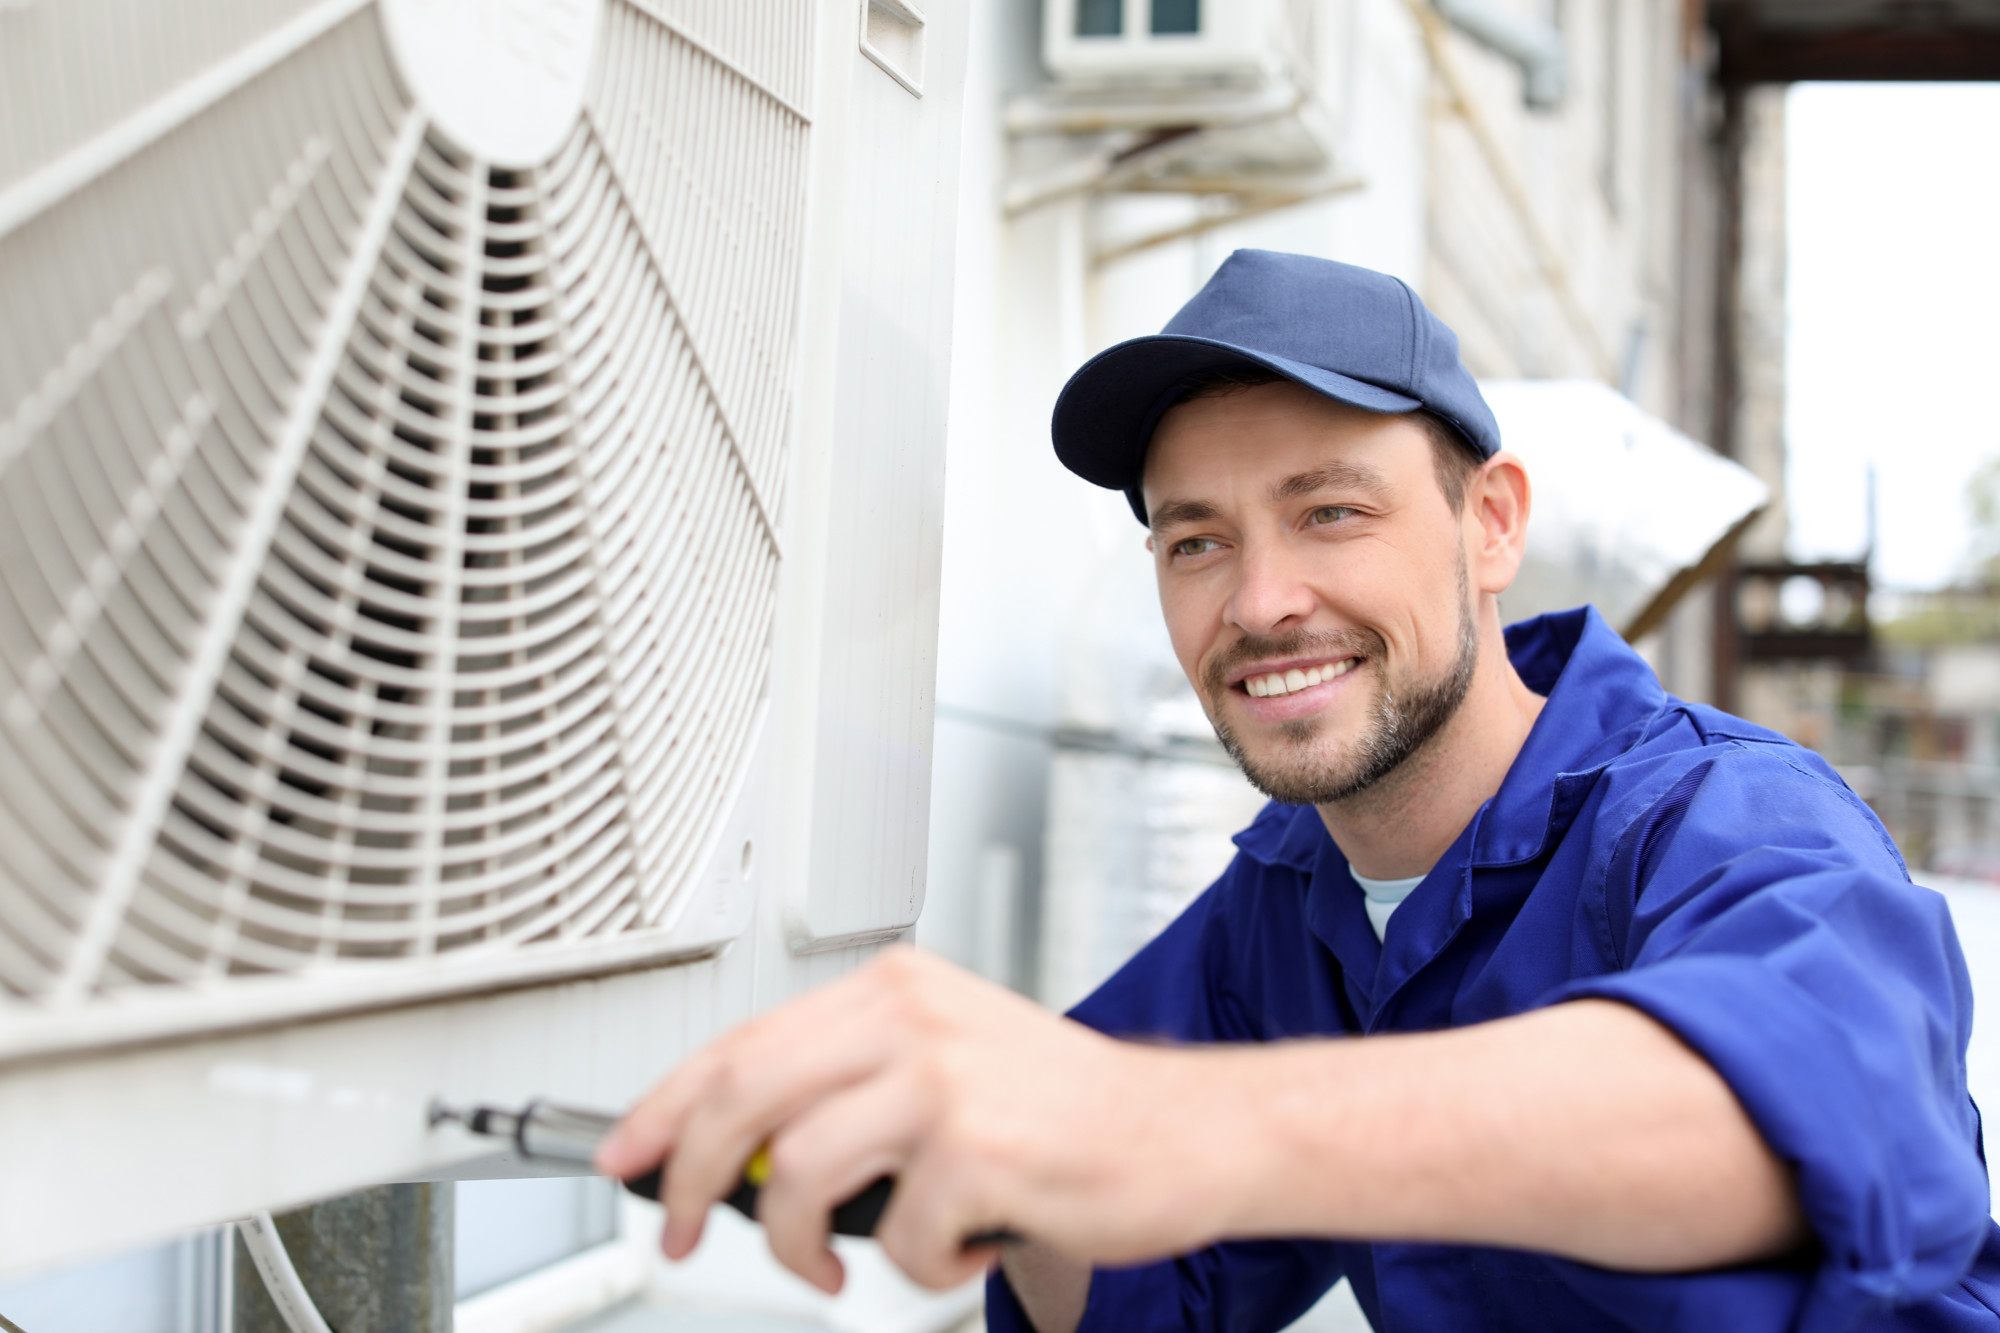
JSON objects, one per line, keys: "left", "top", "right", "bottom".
{"left": 1144, "top": 534, "right": 1156, "bottom": 554}
{"left": 1468, "top": 451, "right": 1531, "bottom": 596}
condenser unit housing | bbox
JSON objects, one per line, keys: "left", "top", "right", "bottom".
{"left": 0, "top": 0, "right": 966, "bottom": 1276}
{"left": 1042, "top": 0, "right": 1294, "bottom": 89}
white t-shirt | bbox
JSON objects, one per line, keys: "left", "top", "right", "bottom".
{"left": 1349, "top": 868, "right": 1430, "bottom": 942}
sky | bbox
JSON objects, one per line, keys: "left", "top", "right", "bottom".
{"left": 1785, "top": 83, "right": 2000, "bottom": 589}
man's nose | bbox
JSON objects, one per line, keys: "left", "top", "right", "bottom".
{"left": 1225, "top": 541, "right": 1316, "bottom": 636}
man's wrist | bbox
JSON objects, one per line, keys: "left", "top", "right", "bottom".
{"left": 1155, "top": 1043, "right": 1331, "bottom": 1243}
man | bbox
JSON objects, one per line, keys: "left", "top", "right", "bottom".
{"left": 599, "top": 251, "right": 2000, "bottom": 1331}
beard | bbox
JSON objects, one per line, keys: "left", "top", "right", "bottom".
{"left": 1203, "top": 563, "right": 1481, "bottom": 807}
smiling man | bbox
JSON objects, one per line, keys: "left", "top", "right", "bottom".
{"left": 600, "top": 252, "right": 2000, "bottom": 1332}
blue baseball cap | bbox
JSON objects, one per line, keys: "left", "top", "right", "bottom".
{"left": 1051, "top": 250, "right": 1502, "bottom": 523}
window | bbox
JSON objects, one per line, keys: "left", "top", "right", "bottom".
{"left": 1152, "top": 0, "right": 1200, "bottom": 34}
{"left": 1076, "top": 0, "right": 1122, "bottom": 36}
{"left": 0, "top": 1232, "right": 227, "bottom": 1333}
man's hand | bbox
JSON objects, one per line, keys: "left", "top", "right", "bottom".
{"left": 598, "top": 948, "right": 1807, "bottom": 1327}
{"left": 594, "top": 947, "right": 1255, "bottom": 1295}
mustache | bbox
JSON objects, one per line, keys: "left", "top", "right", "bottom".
{"left": 1200, "top": 627, "right": 1385, "bottom": 696}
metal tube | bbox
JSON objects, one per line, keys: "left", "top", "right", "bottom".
{"left": 1432, "top": 0, "right": 1567, "bottom": 109}
{"left": 231, "top": 1185, "right": 452, "bottom": 1333}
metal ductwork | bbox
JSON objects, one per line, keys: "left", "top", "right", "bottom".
{"left": 1434, "top": 0, "right": 1567, "bottom": 108}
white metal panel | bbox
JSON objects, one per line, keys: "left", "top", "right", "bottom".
{"left": 1479, "top": 379, "right": 1770, "bottom": 634}
{"left": 1, "top": 937, "right": 744, "bottom": 1275}
{"left": 784, "top": 0, "right": 970, "bottom": 949}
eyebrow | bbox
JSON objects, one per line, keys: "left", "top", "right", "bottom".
{"left": 1269, "top": 461, "right": 1393, "bottom": 504}
{"left": 1149, "top": 461, "right": 1394, "bottom": 534}
{"left": 1148, "top": 498, "right": 1223, "bottom": 533}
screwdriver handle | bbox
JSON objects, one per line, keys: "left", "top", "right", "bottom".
{"left": 433, "top": 1100, "right": 1014, "bottom": 1247}
{"left": 620, "top": 1167, "right": 1015, "bottom": 1247}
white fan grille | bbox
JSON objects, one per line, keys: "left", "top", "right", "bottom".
{"left": 0, "top": 0, "right": 338, "bottom": 189}
{"left": 0, "top": 0, "right": 809, "bottom": 1049}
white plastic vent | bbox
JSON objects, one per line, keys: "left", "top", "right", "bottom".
{"left": 0, "top": 0, "right": 813, "bottom": 1056}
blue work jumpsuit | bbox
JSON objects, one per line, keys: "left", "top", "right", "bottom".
{"left": 986, "top": 607, "right": 2000, "bottom": 1331}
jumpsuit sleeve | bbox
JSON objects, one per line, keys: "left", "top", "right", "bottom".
{"left": 985, "top": 850, "right": 1348, "bottom": 1333}
{"left": 1549, "top": 747, "right": 1992, "bottom": 1333}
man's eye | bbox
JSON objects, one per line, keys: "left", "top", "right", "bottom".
{"left": 1171, "top": 536, "right": 1221, "bottom": 557}
{"left": 1309, "top": 505, "right": 1355, "bottom": 525}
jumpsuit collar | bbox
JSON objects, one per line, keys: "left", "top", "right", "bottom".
{"left": 1231, "top": 607, "right": 1671, "bottom": 1018}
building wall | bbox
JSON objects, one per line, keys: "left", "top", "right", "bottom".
{"left": 1733, "top": 84, "right": 1789, "bottom": 562}
{"left": 1423, "top": 0, "right": 1686, "bottom": 411}
{"left": 1721, "top": 85, "right": 1801, "bottom": 737}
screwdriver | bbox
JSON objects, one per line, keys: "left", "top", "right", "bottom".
{"left": 428, "top": 1098, "right": 1016, "bottom": 1245}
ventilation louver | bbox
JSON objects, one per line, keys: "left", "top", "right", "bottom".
{"left": 0, "top": 0, "right": 811, "bottom": 1056}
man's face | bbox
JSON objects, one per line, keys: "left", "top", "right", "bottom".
{"left": 1142, "top": 383, "right": 1480, "bottom": 806}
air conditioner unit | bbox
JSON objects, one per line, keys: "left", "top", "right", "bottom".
{"left": 0, "top": 0, "right": 966, "bottom": 1277}
{"left": 1010, "top": 0, "right": 1338, "bottom": 229}
{"left": 1042, "top": 0, "right": 1295, "bottom": 91}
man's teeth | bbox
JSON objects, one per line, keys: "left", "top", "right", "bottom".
{"left": 1245, "top": 659, "right": 1356, "bottom": 698}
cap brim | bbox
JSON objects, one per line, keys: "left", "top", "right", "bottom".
{"left": 1051, "top": 334, "right": 1424, "bottom": 495}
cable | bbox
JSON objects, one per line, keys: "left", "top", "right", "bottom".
{"left": 234, "top": 1212, "right": 335, "bottom": 1333}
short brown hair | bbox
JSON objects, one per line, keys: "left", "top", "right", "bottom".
{"left": 1168, "top": 368, "right": 1485, "bottom": 513}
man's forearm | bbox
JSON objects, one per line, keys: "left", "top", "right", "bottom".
{"left": 999, "top": 1000, "right": 1801, "bottom": 1332}
{"left": 603, "top": 950, "right": 1804, "bottom": 1309}
{"left": 1227, "top": 999, "right": 1806, "bottom": 1269}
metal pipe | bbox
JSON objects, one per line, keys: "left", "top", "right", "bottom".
{"left": 234, "top": 1214, "right": 335, "bottom": 1333}
{"left": 1432, "top": 0, "right": 1567, "bottom": 109}
{"left": 231, "top": 1185, "right": 452, "bottom": 1333}
{"left": 1091, "top": 178, "right": 1367, "bottom": 267}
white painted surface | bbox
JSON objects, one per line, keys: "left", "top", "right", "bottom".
{"left": 457, "top": 1231, "right": 648, "bottom": 1333}
{"left": 377, "top": 0, "right": 600, "bottom": 166}
{"left": 786, "top": 0, "right": 971, "bottom": 950}
{"left": 628, "top": 1199, "right": 983, "bottom": 1333}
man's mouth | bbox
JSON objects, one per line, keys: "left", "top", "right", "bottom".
{"left": 1236, "top": 657, "right": 1360, "bottom": 699}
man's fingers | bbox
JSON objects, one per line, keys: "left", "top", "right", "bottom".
{"left": 595, "top": 1044, "right": 721, "bottom": 1178}
{"left": 763, "top": 1063, "right": 1007, "bottom": 1292}
{"left": 601, "top": 971, "right": 910, "bottom": 1180}
{"left": 605, "top": 948, "right": 1017, "bottom": 1278}
{"left": 875, "top": 1139, "right": 1014, "bottom": 1291}
{"left": 652, "top": 979, "right": 932, "bottom": 1255}
{"left": 755, "top": 1073, "right": 928, "bottom": 1286}
{"left": 659, "top": 1040, "right": 896, "bottom": 1219}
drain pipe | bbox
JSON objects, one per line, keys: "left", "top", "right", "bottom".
{"left": 1432, "top": 0, "right": 1567, "bottom": 109}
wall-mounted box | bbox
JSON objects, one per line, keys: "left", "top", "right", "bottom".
{"left": 1042, "top": 0, "right": 1297, "bottom": 90}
